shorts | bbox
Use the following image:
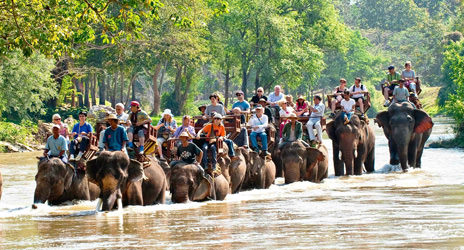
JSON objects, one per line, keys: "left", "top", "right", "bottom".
{"left": 157, "top": 137, "right": 166, "bottom": 146}
{"left": 353, "top": 97, "right": 364, "bottom": 103}
{"left": 127, "top": 126, "right": 146, "bottom": 138}
{"left": 387, "top": 84, "right": 397, "bottom": 91}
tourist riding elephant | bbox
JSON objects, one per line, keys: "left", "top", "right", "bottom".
{"left": 326, "top": 114, "right": 375, "bottom": 176}
{"left": 304, "top": 145, "right": 329, "bottom": 183}
{"left": 241, "top": 150, "right": 276, "bottom": 189}
{"left": 170, "top": 164, "right": 229, "bottom": 203}
{"left": 218, "top": 146, "right": 247, "bottom": 194}
{"left": 33, "top": 158, "right": 100, "bottom": 206}
{"left": 86, "top": 151, "right": 166, "bottom": 211}
{"left": 375, "top": 102, "right": 433, "bottom": 171}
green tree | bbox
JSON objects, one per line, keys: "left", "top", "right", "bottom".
{"left": 0, "top": 51, "right": 56, "bottom": 120}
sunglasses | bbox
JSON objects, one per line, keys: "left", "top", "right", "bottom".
{"left": 257, "top": 90, "right": 263, "bottom": 92}
{"left": 54, "top": 118, "right": 61, "bottom": 121}
{"left": 214, "top": 118, "right": 222, "bottom": 120}
{"left": 236, "top": 93, "right": 242, "bottom": 96}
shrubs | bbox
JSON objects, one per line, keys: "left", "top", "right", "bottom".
{"left": 0, "top": 121, "right": 36, "bottom": 145}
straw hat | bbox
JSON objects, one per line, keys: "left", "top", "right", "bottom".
{"left": 179, "top": 131, "right": 190, "bottom": 138}
{"left": 106, "top": 114, "right": 118, "bottom": 121}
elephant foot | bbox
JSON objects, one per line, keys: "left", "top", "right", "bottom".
{"left": 402, "top": 168, "right": 408, "bottom": 173}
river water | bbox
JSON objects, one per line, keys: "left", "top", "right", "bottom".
{"left": 0, "top": 118, "right": 463, "bottom": 249}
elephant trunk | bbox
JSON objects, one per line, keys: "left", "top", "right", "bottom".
{"left": 33, "top": 182, "right": 51, "bottom": 204}
{"left": 171, "top": 178, "right": 189, "bottom": 203}
{"left": 101, "top": 190, "right": 118, "bottom": 211}
{"left": 283, "top": 159, "right": 301, "bottom": 184}
{"left": 392, "top": 127, "right": 411, "bottom": 171}
{"left": 341, "top": 146, "right": 355, "bottom": 175}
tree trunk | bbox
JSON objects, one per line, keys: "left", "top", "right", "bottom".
{"left": 111, "top": 72, "right": 118, "bottom": 107}
{"left": 241, "top": 56, "right": 249, "bottom": 97}
{"left": 73, "top": 77, "right": 84, "bottom": 108}
{"left": 119, "top": 70, "right": 124, "bottom": 103}
{"left": 254, "top": 67, "right": 261, "bottom": 93}
{"left": 84, "top": 77, "right": 90, "bottom": 108}
{"left": 131, "top": 73, "right": 137, "bottom": 101}
{"left": 125, "top": 73, "right": 135, "bottom": 106}
{"left": 71, "top": 85, "right": 76, "bottom": 107}
{"left": 91, "top": 73, "right": 97, "bottom": 106}
{"left": 179, "top": 67, "right": 194, "bottom": 115}
{"left": 151, "top": 63, "right": 162, "bottom": 116}
{"left": 224, "top": 66, "right": 230, "bottom": 107}
{"left": 99, "top": 73, "right": 106, "bottom": 105}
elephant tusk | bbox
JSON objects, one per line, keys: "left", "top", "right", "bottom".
{"left": 354, "top": 150, "right": 358, "bottom": 158}
{"left": 117, "top": 198, "right": 123, "bottom": 212}
{"left": 96, "top": 198, "right": 102, "bottom": 212}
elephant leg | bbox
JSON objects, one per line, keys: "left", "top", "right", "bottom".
{"left": 415, "top": 135, "right": 427, "bottom": 168}
{"left": 408, "top": 139, "right": 418, "bottom": 169}
{"left": 125, "top": 182, "right": 144, "bottom": 206}
{"left": 354, "top": 149, "right": 364, "bottom": 175}
{"left": 333, "top": 142, "right": 344, "bottom": 176}
{"left": 308, "top": 163, "right": 318, "bottom": 183}
{"left": 389, "top": 139, "right": 399, "bottom": 165}
{"left": 364, "top": 148, "right": 375, "bottom": 173}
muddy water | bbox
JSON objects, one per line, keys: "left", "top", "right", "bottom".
{"left": 0, "top": 118, "right": 463, "bottom": 249}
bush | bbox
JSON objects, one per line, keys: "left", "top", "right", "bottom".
{"left": 0, "top": 121, "right": 36, "bottom": 144}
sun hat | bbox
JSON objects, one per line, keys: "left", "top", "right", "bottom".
{"left": 161, "top": 109, "right": 173, "bottom": 117}
{"left": 106, "top": 114, "right": 118, "bottom": 121}
{"left": 179, "top": 131, "right": 190, "bottom": 138}
{"left": 213, "top": 113, "right": 223, "bottom": 119}
{"left": 52, "top": 124, "right": 60, "bottom": 130}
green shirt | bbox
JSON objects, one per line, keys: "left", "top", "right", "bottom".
{"left": 386, "top": 72, "right": 402, "bottom": 85}
{"left": 282, "top": 121, "right": 303, "bottom": 142}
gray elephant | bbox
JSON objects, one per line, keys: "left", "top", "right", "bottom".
{"left": 86, "top": 151, "right": 166, "bottom": 211}
{"left": 280, "top": 141, "right": 329, "bottom": 183}
{"left": 33, "top": 158, "right": 100, "bottom": 206}
{"left": 304, "top": 145, "right": 329, "bottom": 183}
{"left": 326, "top": 114, "right": 375, "bottom": 176}
{"left": 375, "top": 102, "right": 433, "bottom": 172}
{"left": 170, "top": 164, "right": 229, "bottom": 203}
{"left": 241, "top": 150, "right": 276, "bottom": 189}
{"left": 218, "top": 147, "right": 247, "bottom": 194}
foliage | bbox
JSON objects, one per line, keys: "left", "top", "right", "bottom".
{"left": 0, "top": 121, "right": 36, "bottom": 145}
{"left": 0, "top": 51, "right": 56, "bottom": 121}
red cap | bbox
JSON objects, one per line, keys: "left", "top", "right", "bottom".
{"left": 130, "top": 101, "right": 140, "bottom": 107}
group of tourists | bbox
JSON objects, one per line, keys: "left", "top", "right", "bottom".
{"left": 43, "top": 61, "right": 421, "bottom": 174}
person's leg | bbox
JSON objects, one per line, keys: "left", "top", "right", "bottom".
{"left": 314, "top": 121, "right": 322, "bottom": 143}
{"left": 127, "top": 127, "right": 134, "bottom": 148}
{"left": 156, "top": 138, "right": 165, "bottom": 159}
{"left": 250, "top": 131, "right": 258, "bottom": 151}
{"left": 69, "top": 140, "right": 77, "bottom": 157}
{"left": 209, "top": 143, "right": 217, "bottom": 170}
{"left": 138, "top": 130, "right": 145, "bottom": 153}
{"left": 224, "top": 139, "right": 235, "bottom": 157}
{"left": 347, "top": 112, "right": 353, "bottom": 121}
{"left": 358, "top": 98, "right": 364, "bottom": 113}
{"left": 331, "top": 99, "right": 337, "bottom": 113}
{"left": 278, "top": 141, "right": 287, "bottom": 150}
{"left": 79, "top": 136, "right": 90, "bottom": 152}
{"left": 410, "top": 82, "right": 417, "bottom": 96}
{"left": 201, "top": 143, "right": 208, "bottom": 169}
{"left": 306, "top": 120, "right": 316, "bottom": 141}
{"left": 259, "top": 132, "right": 268, "bottom": 151}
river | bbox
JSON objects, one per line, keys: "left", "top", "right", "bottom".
{"left": 0, "top": 118, "right": 463, "bottom": 249}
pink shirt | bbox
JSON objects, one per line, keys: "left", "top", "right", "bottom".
{"left": 279, "top": 120, "right": 289, "bottom": 138}
{"left": 296, "top": 102, "right": 308, "bottom": 112}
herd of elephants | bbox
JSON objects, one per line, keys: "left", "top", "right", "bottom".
{"left": 0, "top": 101, "right": 435, "bottom": 212}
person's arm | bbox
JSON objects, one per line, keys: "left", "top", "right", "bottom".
{"left": 196, "top": 147, "right": 203, "bottom": 163}
{"left": 351, "top": 103, "right": 356, "bottom": 112}
{"left": 154, "top": 119, "right": 164, "bottom": 130}
{"left": 43, "top": 149, "right": 49, "bottom": 157}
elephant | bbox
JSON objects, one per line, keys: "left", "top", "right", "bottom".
{"left": 326, "top": 113, "right": 375, "bottom": 176}
{"left": 241, "top": 150, "right": 276, "bottom": 189}
{"left": 375, "top": 102, "right": 433, "bottom": 172}
{"left": 170, "top": 163, "right": 229, "bottom": 203}
{"left": 33, "top": 158, "right": 100, "bottom": 206}
{"left": 304, "top": 145, "right": 329, "bottom": 183}
{"left": 86, "top": 151, "right": 166, "bottom": 211}
{"left": 218, "top": 146, "right": 247, "bottom": 194}
{"left": 280, "top": 141, "right": 329, "bottom": 183}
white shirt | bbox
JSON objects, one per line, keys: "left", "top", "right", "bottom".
{"left": 268, "top": 92, "right": 284, "bottom": 104}
{"left": 247, "top": 114, "right": 269, "bottom": 133}
{"left": 350, "top": 84, "right": 366, "bottom": 98}
{"left": 341, "top": 99, "right": 356, "bottom": 112}
{"left": 309, "top": 103, "right": 325, "bottom": 118}
{"left": 279, "top": 106, "right": 295, "bottom": 117}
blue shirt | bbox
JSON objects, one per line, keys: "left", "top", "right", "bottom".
{"left": 103, "top": 126, "right": 128, "bottom": 151}
{"left": 173, "top": 125, "right": 196, "bottom": 139}
{"left": 71, "top": 122, "right": 93, "bottom": 139}
{"left": 232, "top": 100, "right": 251, "bottom": 111}
{"left": 45, "top": 135, "right": 68, "bottom": 157}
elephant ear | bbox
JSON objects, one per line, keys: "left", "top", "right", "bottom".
{"left": 414, "top": 109, "right": 434, "bottom": 134}
{"left": 375, "top": 111, "right": 391, "bottom": 136}
{"left": 326, "top": 121, "right": 336, "bottom": 141}
{"left": 85, "top": 158, "right": 100, "bottom": 184}
{"left": 128, "top": 160, "right": 144, "bottom": 182}
{"left": 306, "top": 147, "right": 325, "bottom": 162}
{"left": 193, "top": 173, "right": 212, "bottom": 201}
{"left": 63, "top": 164, "right": 75, "bottom": 190}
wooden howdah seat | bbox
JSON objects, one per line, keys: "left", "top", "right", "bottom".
{"left": 277, "top": 114, "right": 326, "bottom": 143}
{"left": 81, "top": 133, "right": 99, "bottom": 161}
{"left": 133, "top": 124, "right": 157, "bottom": 156}
{"left": 246, "top": 126, "right": 276, "bottom": 150}
{"left": 326, "top": 92, "right": 371, "bottom": 114}
{"left": 380, "top": 77, "right": 422, "bottom": 109}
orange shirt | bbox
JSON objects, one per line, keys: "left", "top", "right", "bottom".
{"left": 203, "top": 123, "right": 226, "bottom": 138}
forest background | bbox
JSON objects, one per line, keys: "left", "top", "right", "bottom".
{"left": 1, "top": 0, "right": 464, "bottom": 148}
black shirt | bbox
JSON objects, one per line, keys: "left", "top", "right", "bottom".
{"left": 250, "top": 94, "right": 268, "bottom": 104}
{"left": 177, "top": 142, "right": 202, "bottom": 164}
